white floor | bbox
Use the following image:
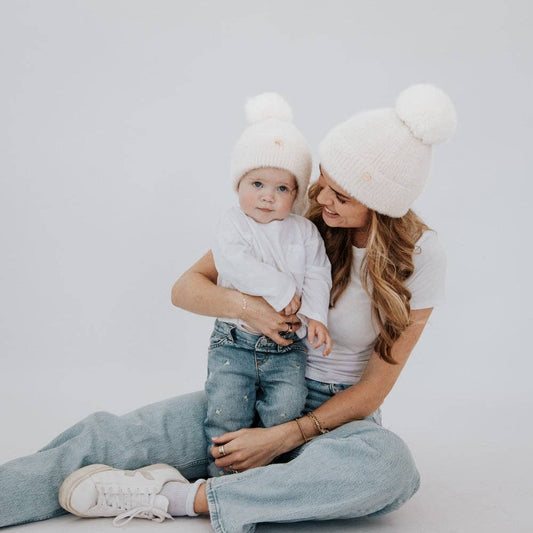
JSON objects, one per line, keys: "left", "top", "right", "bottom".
{"left": 2, "top": 395, "right": 531, "bottom": 533}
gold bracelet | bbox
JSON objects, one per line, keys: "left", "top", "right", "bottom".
{"left": 294, "top": 418, "right": 311, "bottom": 443}
{"left": 239, "top": 293, "right": 247, "bottom": 320}
{"left": 306, "top": 412, "right": 329, "bottom": 434}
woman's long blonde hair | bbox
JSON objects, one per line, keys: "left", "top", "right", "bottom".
{"left": 306, "top": 182, "right": 429, "bottom": 364}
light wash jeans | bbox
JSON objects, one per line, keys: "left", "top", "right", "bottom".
{"left": 0, "top": 382, "right": 420, "bottom": 532}
{"left": 205, "top": 320, "right": 307, "bottom": 477}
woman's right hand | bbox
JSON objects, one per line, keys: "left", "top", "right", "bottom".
{"left": 172, "top": 250, "right": 300, "bottom": 345}
{"left": 242, "top": 294, "right": 300, "bottom": 346}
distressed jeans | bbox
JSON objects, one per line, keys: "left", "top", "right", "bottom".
{"left": 205, "top": 320, "right": 307, "bottom": 477}
{"left": 0, "top": 381, "right": 420, "bottom": 532}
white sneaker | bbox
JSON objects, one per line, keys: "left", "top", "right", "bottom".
{"left": 59, "top": 463, "right": 188, "bottom": 526}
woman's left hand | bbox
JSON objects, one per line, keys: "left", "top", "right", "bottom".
{"left": 210, "top": 425, "right": 291, "bottom": 473}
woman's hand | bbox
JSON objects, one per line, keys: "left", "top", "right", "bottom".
{"left": 243, "top": 294, "right": 300, "bottom": 346}
{"left": 210, "top": 424, "right": 293, "bottom": 473}
{"left": 172, "top": 251, "right": 300, "bottom": 346}
{"left": 283, "top": 293, "right": 301, "bottom": 316}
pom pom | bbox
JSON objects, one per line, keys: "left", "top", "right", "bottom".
{"left": 395, "top": 84, "right": 457, "bottom": 145}
{"left": 245, "top": 92, "right": 293, "bottom": 125}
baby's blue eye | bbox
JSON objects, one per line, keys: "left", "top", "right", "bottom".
{"left": 252, "top": 181, "right": 262, "bottom": 188}
{"left": 277, "top": 185, "right": 288, "bottom": 193}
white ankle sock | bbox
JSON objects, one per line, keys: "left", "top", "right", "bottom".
{"left": 160, "top": 479, "right": 205, "bottom": 517}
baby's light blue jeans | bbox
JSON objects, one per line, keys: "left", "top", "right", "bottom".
{"left": 0, "top": 382, "right": 420, "bottom": 532}
{"left": 205, "top": 320, "right": 307, "bottom": 477}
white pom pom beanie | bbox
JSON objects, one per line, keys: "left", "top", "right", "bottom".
{"left": 319, "top": 84, "right": 457, "bottom": 217}
{"left": 231, "top": 92, "right": 313, "bottom": 215}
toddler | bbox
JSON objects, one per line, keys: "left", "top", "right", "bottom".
{"left": 205, "top": 93, "right": 332, "bottom": 477}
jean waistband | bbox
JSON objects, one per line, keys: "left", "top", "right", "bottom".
{"left": 213, "top": 319, "right": 301, "bottom": 353}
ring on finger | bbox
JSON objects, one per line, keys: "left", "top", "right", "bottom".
{"left": 218, "top": 445, "right": 226, "bottom": 457}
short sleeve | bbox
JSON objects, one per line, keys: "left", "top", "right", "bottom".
{"left": 406, "top": 230, "right": 447, "bottom": 310}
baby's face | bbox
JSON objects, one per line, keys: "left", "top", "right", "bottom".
{"left": 238, "top": 168, "right": 297, "bottom": 224}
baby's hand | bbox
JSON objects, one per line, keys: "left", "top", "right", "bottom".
{"left": 284, "top": 293, "right": 301, "bottom": 316}
{"left": 307, "top": 320, "right": 333, "bottom": 356}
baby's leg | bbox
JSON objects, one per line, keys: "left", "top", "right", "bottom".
{"left": 255, "top": 343, "right": 307, "bottom": 428}
{"left": 204, "top": 334, "right": 257, "bottom": 477}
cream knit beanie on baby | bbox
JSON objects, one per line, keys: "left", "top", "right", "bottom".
{"left": 319, "top": 84, "right": 457, "bottom": 217}
{"left": 230, "top": 93, "right": 313, "bottom": 215}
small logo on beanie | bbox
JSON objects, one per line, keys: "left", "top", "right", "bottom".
{"left": 362, "top": 172, "right": 372, "bottom": 182}
{"left": 274, "top": 139, "right": 284, "bottom": 146}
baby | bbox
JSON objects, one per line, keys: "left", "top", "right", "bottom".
{"left": 205, "top": 93, "right": 332, "bottom": 477}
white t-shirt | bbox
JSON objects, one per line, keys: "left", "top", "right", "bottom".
{"left": 213, "top": 207, "right": 332, "bottom": 335}
{"left": 305, "top": 230, "right": 446, "bottom": 385}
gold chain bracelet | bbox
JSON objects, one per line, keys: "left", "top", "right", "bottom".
{"left": 239, "top": 293, "right": 247, "bottom": 320}
{"left": 306, "top": 412, "right": 329, "bottom": 434}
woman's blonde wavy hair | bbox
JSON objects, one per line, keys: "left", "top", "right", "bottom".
{"left": 306, "top": 182, "right": 429, "bottom": 364}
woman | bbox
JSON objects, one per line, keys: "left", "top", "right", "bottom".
{"left": 0, "top": 84, "right": 456, "bottom": 531}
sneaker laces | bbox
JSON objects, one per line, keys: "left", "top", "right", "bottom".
{"left": 93, "top": 485, "right": 172, "bottom": 527}
{"left": 113, "top": 505, "right": 173, "bottom": 527}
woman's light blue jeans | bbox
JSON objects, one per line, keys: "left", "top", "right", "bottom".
{"left": 0, "top": 381, "right": 420, "bottom": 532}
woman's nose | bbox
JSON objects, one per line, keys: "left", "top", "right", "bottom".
{"left": 316, "top": 186, "right": 330, "bottom": 205}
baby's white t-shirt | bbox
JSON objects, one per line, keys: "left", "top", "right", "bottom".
{"left": 305, "top": 230, "right": 446, "bottom": 385}
{"left": 213, "top": 207, "right": 332, "bottom": 335}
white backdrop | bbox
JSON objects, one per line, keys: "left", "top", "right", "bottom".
{"left": 1, "top": 1, "right": 532, "bottom": 532}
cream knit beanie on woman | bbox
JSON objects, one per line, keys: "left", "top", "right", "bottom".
{"left": 230, "top": 92, "right": 313, "bottom": 215}
{"left": 319, "top": 84, "right": 457, "bottom": 217}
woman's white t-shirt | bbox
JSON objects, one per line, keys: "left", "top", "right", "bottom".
{"left": 305, "top": 230, "right": 446, "bottom": 385}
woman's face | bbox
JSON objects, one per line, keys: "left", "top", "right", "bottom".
{"left": 316, "top": 166, "right": 371, "bottom": 230}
